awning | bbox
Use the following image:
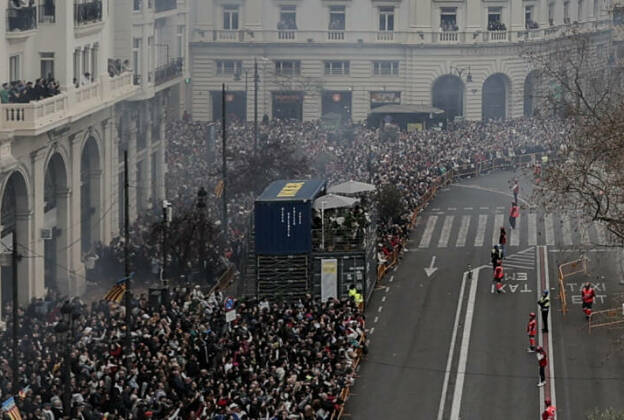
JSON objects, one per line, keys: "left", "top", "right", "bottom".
{"left": 328, "top": 180, "right": 376, "bottom": 195}
{"left": 313, "top": 194, "right": 359, "bottom": 211}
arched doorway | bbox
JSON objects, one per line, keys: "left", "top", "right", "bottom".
{"left": 1, "top": 171, "right": 29, "bottom": 316}
{"left": 432, "top": 75, "right": 464, "bottom": 121}
{"left": 524, "top": 71, "right": 540, "bottom": 117}
{"left": 44, "top": 153, "right": 69, "bottom": 294}
{"left": 81, "top": 137, "right": 101, "bottom": 255}
{"left": 482, "top": 73, "right": 510, "bottom": 121}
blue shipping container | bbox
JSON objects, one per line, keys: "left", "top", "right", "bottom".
{"left": 255, "top": 179, "right": 326, "bottom": 255}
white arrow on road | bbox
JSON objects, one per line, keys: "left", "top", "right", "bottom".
{"left": 424, "top": 256, "right": 438, "bottom": 277}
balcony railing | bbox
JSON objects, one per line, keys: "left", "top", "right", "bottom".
{"left": 154, "top": 57, "right": 183, "bottom": 86}
{"left": 278, "top": 30, "right": 296, "bottom": 40}
{"left": 39, "top": 0, "right": 55, "bottom": 23}
{"left": 74, "top": 0, "right": 102, "bottom": 26}
{"left": 201, "top": 20, "right": 611, "bottom": 45}
{"left": 7, "top": 6, "right": 37, "bottom": 32}
{"left": 154, "top": 0, "right": 176, "bottom": 13}
{"left": 0, "top": 72, "right": 136, "bottom": 133}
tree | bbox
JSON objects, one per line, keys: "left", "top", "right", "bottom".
{"left": 522, "top": 28, "right": 624, "bottom": 245}
{"left": 377, "top": 184, "right": 405, "bottom": 224}
{"left": 587, "top": 407, "right": 624, "bottom": 420}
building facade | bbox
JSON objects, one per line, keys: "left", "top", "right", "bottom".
{"left": 0, "top": 0, "right": 189, "bottom": 314}
{"left": 189, "top": 0, "right": 611, "bottom": 123}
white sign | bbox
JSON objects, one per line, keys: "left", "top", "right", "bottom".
{"left": 225, "top": 309, "right": 237, "bottom": 323}
{"left": 321, "top": 259, "right": 338, "bottom": 302}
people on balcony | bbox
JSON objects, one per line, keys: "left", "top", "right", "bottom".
{"left": 277, "top": 18, "right": 297, "bottom": 30}
{"left": 526, "top": 20, "right": 540, "bottom": 29}
{"left": 1, "top": 77, "right": 60, "bottom": 104}
{"left": 440, "top": 22, "right": 459, "bottom": 32}
{"left": 488, "top": 21, "right": 507, "bottom": 31}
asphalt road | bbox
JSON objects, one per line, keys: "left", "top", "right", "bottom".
{"left": 346, "top": 170, "right": 624, "bottom": 420}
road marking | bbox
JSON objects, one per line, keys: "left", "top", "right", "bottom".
{"left": 464, "top": 207, "right": 473, "bottom": 210}
{"left": 537, "top": 246, "right": 557, "bottom": 414}
{"left": 381, "top": 296, "right": 386, "bottom": 302}
{"left": 510, "top": 216, "right": 521, "bottom": 247}
{"left": 503, "top": 263, "right": 535, "bottom": 270}
{"left": 431, "top": 208, "right": 440, "bottom": 211}
{"left": 492, "top": 214, "right": 504, "bottom": 246}
{"left": 377, "top": 306, "right": 383, "bottom": 313}
{"left": 561, "top": 217, "right": 573, "bottom": 246}
{"left": 456, "top": 215, "right": 471, "bottom": 247}
{"left": 389, "top": 276, "right": 394, "bottom": 282}
{"left": 451, "top": 184, "right": 533, "bottom": 207}
{"left": 438, "top": 215, "right": 455, "bottom": 248}
{"left": 496, "top": 206, "right": 506, "bottom": 210}
{"left": 450, "top": 267, "right": 482, "bottom": 420}
{"left": 369, "top": 327, "right": 375, "bottom": 335}
{"left": 436, "top": 271, "right": 468, "bottom": 420}
{"left": 419, "top": 216, "right": 438, "bottom": 248}
{"left": 528, "top": 213, "right": 537, "bottom": 246}
{"left": 544, "top": 247, "right": 557, "bottom": 410}
{"left": 479, "top": 206, "right": 489, "bottom": 210}
{"left": 544, "top": 213, "right": 555, "bottom": 245}
{"left": 374, "top": 316, "right": 379, "bottom": 323}
{"left": 474, "top": 215, "right": 487, "bottom": 247}
{"left": 448, "top": 207, "right": 457, "bottom": 211}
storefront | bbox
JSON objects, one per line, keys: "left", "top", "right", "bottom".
{"left": 211, "top": 90, "right": 247, "bottom": 122}
{"left": 321, "top": 91, "right": 352, "bottom": 122}
{"left": 370, "top": 91, "right": 401, "bottom": 109}
{"left": 272, "top": 91, "right": 303, "bottom": 121}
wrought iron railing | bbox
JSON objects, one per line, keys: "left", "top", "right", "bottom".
{"left": 7, "top": 6, "right": 37, "bottom": 32}
{"left": 154, "top": 57, "right": 183, "bottom": 86}
{"left": 74, "top": 0, "right": 102, "bottom": 26}
{"left": 154, "top": 0, "right": 176, "bottom": 13}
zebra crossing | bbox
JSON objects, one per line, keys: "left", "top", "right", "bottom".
{"left": 416, "top": 210, "right": 612, "bottom": 249}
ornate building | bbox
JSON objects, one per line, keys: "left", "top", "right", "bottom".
{"left": 189, "top": 0, "right": 611, "bottom": 122}
{"left": 0, "top": 0, "right": 190, "bottom": 313}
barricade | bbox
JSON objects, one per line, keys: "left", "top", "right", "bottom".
{"left": 331, "top": 326, "right": 366, "bottom": 419}
{"left": 588, "top": 306, "right": 624, "bottom": 334}
{"left": 558, "top": 256, "right": 589, "bottom": 317}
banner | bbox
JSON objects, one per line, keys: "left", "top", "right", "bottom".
{"left": 2, "top": 397, "right": 22, "bottom": 420}
{"left": 321, "top": 259, "right": 338, "bottom": 302}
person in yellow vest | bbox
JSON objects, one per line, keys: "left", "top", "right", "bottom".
{"left": 348, "top": 284, "right": 358, "bottom": 300}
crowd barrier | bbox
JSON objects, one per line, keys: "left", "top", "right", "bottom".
{"left": 331, "top": 326, "right": 366, "bottom": 419}
{"left": 557, "top": 256, "right": 588, "bottom": 317}
{"left": 375, "top": 151, "right": 555, "bottom": 283}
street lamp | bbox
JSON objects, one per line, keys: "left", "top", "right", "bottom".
{"left": 161, "top": 200, "right": 172, "bottom": 288}
{"left": 451, "top": 65, "right": 473, "bottom": 83}
{"left": 54, "top": 299, "right": 82, "bottom": 416}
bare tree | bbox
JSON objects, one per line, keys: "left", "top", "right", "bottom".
{"left": 522, "top": 28, "right": 624, "bottom": 245}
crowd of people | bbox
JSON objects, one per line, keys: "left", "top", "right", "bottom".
{"left": 0, "top": 76, "right": 60, "bottom": 104}
{"left": 0, "top": 288, "right": 365, "bottom": 419}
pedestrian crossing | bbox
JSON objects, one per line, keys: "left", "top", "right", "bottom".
{"left": 415, "top": 211, "right": 612, "bottom": 249}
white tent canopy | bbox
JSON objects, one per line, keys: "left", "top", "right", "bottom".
{"left": 327, "top": 180, "right": 376, "bottom": 195}
{"left": 313, "top": 194, "right": 359, "bottom": 211}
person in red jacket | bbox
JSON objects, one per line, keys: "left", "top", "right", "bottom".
{"left": 527, "top": 312, "right": 537, "bottom": 352}
{"left": 542, "top": 398, "right": 556, "bottom": 419}
{"left": 509, "top": 202, "right": 519, "bottom": 230}
{"left": 498, "top": 227, "right": 507, "bottom": 258}
{"left": 581, "top": 282, "right": 596, "bottom": 319}
{"left": 536, "top": 346, "right": 548, "bottom": 387}
{"left": 493, "top": 264, "right": 504, "bottom": 293}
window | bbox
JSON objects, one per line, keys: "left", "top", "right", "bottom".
{"left": 216, "top": 60, "right": 242, "bottom": 75}
{"left": 324, "top": 60, "right": 349, "bottom": 75}
{"left": 379, "top": 7, "right": 394, "bottom": 31}
{"left": 329, "top": 5, "right": 345, "bottom": 30}
{"left": 578, "top": 0, "right": 584, "bottom": 20}
{"left": 548, "top": 3, "right": 555, "bottom": 24}
{"left": 40, "top": 52, "right": 54, "bottom": 79}
{"left": 91, "top": 44, "right": 98, "bottom": 78}
{"left": 40, "top": 0, "right": 56, "bottom": 23}
{"left": 278, "top": 6, "right": 296, "bottom": 30}
{"left": 177, "top": 25, "right": 185, "bottom": 59}
{"left": 593, "top": 0, "right": 599, "bottom": 17}
{"left": 133, "top": 38, "right": 142, "bottom": 76}
{"left": 9, "top": 55, "right": 20, "bottom": 81}
{"left": 564, "top": 1, "right": 570, "bottom": 22}
{"left": 133, "top": 0, "right": 141, "bottom": 11}
{"left": 223, "top": 5, "right": 239, "bottom": 30}
{"left": 441, "top": 7, "right": 458, "bottom": 31}
{"left": 275, "top": 60, "right": 301, "bottom": 76}
{"left": 373, "top": 61, "right": 399, "bottom": 76}
{"left": 488, "top": 7, "right": 505, "bottom": 30}
{"left": 82, "top": 47, "right": 90, "bottom": 77}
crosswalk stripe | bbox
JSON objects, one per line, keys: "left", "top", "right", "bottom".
{"left": 438, "top": 215, "right": 454, "bottom": 247}
{"left": 456, "top": 215, "right": 471, "bottom": 247}
{"left": 561, "top": 217, "right": 573, "bottom": 246}
{"left": 578, "top": 217, "right": 591, "bottom": 246}
{"left": 594, "top": 221, "right": 607, "bottom": 245}
{"left": 528, "top": 213, "right": 537, "bottom": 246}
{"left": 492, "top": 214, "right": 504, "bottom": 246}
{"left": 510, "top": 217, "right": 520, "bottom": 246}
{"left": 419, "top": 215, "right": 438, "bottom": 248}
{"left": 474, "top": 215, "right": 487, "bottom": 247}
{"left": 544, "top": 213, "right": 555, "bottom": 245}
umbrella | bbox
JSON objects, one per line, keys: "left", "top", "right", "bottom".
{"left": 313, "top": 194, "right": 359, "bottom": 211}
{"left": 328, "top": 180, "right": 376, "bottom": 195}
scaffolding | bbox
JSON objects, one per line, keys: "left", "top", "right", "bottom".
{"left": 558, "top": 256, "right": 589, "bottom": 317}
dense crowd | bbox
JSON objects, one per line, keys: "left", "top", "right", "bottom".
{"left": 0, "top": 289, "right": 364, "bottom": 419}
{"left": 0, "top": 77, "right": 60, "bottom": 104}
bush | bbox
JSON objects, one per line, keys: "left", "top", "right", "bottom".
{"left": 377, "top": 184, "right": 405, "bottom": 224}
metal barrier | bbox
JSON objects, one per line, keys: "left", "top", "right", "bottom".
{"left": 331, "top": 325, "right": 366, "bottom": 419}
{"left": 588, "top": 306, "right": 624, "bottom": 334}
{"left": 558, "top": 256, "right": 589, "bottom": 317}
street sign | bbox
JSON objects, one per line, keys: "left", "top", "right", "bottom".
{"left": 224, "top": 296, "right": 235, "bottom": 311}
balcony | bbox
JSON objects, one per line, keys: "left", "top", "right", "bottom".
{"left": 483, "top": 30, "right": 508, "bottom": 42}
{"left": 154, "top": 57, "right": 183, "bottom": 86}
{"left": 74, "top": 0, "right": 102, "bottom": 26}
{"left": 328, "top": 30, "right": 345, "bottom": 40}
{"left": 213, "top": 29, "right": 242, "bottom": 41}
{"left": 376, "top": 31, "right": 393, "bottom": 41}
{"left": 278, "top": 30, "right": 296, "bottom": 40}
{"left": 154, "top": 0, "right": 176, "bottom": 13}
{"left": 0, "top": 72, "right": 137, "bottom": 136}
{"left": 437, "top": 31, "right": 459, "bottom": 42}
{"left": 6, "top": 6, "right": 37, "bottom": 35}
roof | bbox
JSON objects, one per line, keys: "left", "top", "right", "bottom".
{"left": 256, "top": 179, "right": 327, "bottom": 202}
{"left": 369, "top": 104, "right": 445, "bottom": 115}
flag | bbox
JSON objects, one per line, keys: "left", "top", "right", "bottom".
{"left": 17, "top": 386, "right": 29, "bottom": 400}
{"left": 103, "top": 275, "right": 133, "bottom": 303}
{"left": 2, "top": 397, "right": 22, "bottom": 420}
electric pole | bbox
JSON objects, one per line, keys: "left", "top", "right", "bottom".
{"left": 123, "top": 151, "right": 131, "bottom": 367}
{"left": 11, "top": 231, "right": 19, "bottom": 393}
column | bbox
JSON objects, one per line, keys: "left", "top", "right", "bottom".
{"left": 55, "top": 189, "right": 71, "bottom": 296}
{"left": 30, "top": 150, "right": 46, "bottom": 299}
{"left": 128, "top": 108, "right": 138, "bottom": 223}
{"left": 101, "top": 118, "right": 114, "bottom": 244}
{"left": 16, "top": 211, "right": 32, "bottom": 306}
{"left": 144, "top": 103, "right": 153, "bottom": 209}
{"left": 69, "top": 134, "right": 86, "bottom": 296}
{"left": 157, "top": 98, "right": 167, "bottom": 203}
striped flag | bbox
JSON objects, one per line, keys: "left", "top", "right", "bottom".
{"left": 2, "top": 397, "right": 23, "bottom": 420}
{"left": 103, "top": 274, "right": 133, "bottom": 303}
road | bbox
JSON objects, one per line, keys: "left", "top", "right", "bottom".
{"left": 346, "top": 171, "right": 624, "bottom": 419}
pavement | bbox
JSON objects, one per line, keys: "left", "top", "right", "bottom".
{"left": 346, "top": 170, "right": 624, "bottom": 419}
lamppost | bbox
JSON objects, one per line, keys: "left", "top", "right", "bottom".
{"left": 196, "top": 187, "right": 208, "bottom": 282}
{"left": 450, "top": 65, "right": 473, "bottom": 83}
{"left": 54, "top": 299, "right": 82, "bottom": 416}
{"left": 161, "top": 200, "right": 172, "bottom": 288}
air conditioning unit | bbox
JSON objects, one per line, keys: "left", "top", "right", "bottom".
{"left": 41, "top": 228, "right": 53, "bottom": 240}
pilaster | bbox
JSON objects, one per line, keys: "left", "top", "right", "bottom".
{"left": 30, "top": 149, "right": 46, "bottom": 299}
{"left": 101, "top": 118, "right": 114, "bottom": 245}
{"left": 69, "top": 133, "right": 86, "bottom": 297}
{"left": 128, "top": 110, "right": 138, "bottom": 223}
